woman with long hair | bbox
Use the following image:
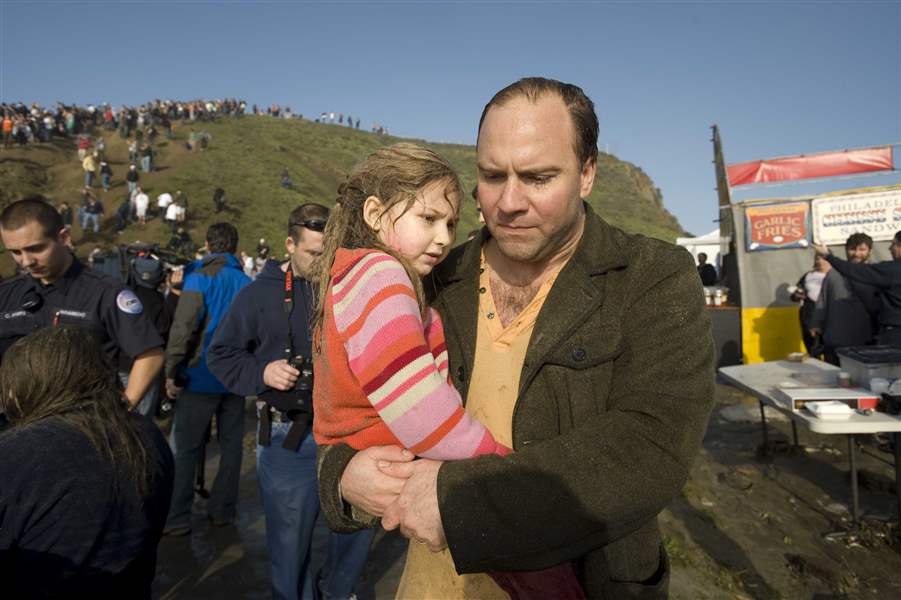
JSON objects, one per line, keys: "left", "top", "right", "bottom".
{"left": 0, "top": 326, "right": 174, "bottom": 598}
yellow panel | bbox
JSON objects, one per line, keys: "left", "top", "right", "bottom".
{"left": 741, "top": 307, "right": 805, "bottom": 364}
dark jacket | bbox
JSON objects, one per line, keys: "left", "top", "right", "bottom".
{"left": 207, "top": 260, "right": 314, "bottom": 396}
{"left": 826, "top": 254, "right": 901, "bottom": 328}
{"left": 810, "top": 269, "right": 876, "bottom": 349}
{"left": 317, "top": 206, "right": 715, "bottom": 599}
{"left": 165, "top": 253, "right": 250, "bottom": 394}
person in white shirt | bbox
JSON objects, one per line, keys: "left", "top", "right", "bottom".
{"left": 134, "top": 189, "right": 150, "bottom": 225}
{"left": 157, "top": 192, "right": 173, "bottom": 217}
{"left": 165, "top": 200, "right": 180, "bottom": 232}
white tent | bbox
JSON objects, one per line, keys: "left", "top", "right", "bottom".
{"left": 676, "top": 228, "right": 729, "bottom": 273}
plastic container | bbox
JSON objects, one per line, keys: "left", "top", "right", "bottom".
{"left": 837, "top": 346, "right": 901, "bottom": 389}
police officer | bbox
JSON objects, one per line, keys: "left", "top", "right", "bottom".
{"left": 0, "top": 195, "right": 165, "bottom": 407}
{"left": 208, "top": 204, "right": 373, "bottom": 600}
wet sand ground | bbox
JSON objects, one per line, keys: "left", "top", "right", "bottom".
{"left": 154, "top": 383, "right": 901, "bottom": 599}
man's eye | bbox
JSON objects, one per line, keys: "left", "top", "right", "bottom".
{"left": 423, "top": 215, "right": 436, "bottom": 223}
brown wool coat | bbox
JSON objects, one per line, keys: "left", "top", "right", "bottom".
{"left": 317, "top": 206, "right": 715, "bottom": 599}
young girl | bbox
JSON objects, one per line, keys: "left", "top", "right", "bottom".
{"left": 312, "top": 143, "right": 584, "bottom": 599}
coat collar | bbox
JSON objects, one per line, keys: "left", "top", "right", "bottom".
{"left": 430, "top": 203, "right": 630, "bottom": 398}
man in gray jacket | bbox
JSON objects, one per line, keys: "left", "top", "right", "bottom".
{"left": 317, "top": 78, "right": 715, "bottom": 599}
{"left": 810, "top": 232, "right": 878, "bottom": 364}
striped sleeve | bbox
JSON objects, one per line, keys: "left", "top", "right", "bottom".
{"left": 332, "top": 252, "right": 510, "bottom": 460}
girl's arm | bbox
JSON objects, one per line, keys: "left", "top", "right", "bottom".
{"left": 332, "top": 252, "right": 510, "bottom": 460}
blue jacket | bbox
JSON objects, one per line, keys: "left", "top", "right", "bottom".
{"left": 207, "top": 260, "right": 314, "bottom": 397}
{"left": 165, "top": 253, "right": 250, "bottom": 394}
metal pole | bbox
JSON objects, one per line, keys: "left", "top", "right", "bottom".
{"left": 894, "top": 433, "right": 901, "bottom": 522}
{"left": 758, "top": 400, "right": 769, "bottom": 453}
{"left": 848, "top": 434, "right": 860, "bottom": 529}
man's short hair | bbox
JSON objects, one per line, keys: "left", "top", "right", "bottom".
{"left": 0, "top": 195, "right": 65, "bottom": 239}
{"left": 288, "top": 203, "right": 329, "bottom": 242}
{"left": 206, "top": 222, "right": 239, "bottom": 254}
{"left": 697, "top": 252, "right": 708, "bottom": 261}
{"left": 477, "top": 77, "right": 599, "bottom": 167}
{"left": 845, "top": 232, "right": 873, "bottom": 249}
{"left": 894, "top": 231, "right": 901, "bottom": 245}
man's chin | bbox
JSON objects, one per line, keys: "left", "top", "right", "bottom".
{"left": 493, "top": 235, "right": 544, "bottom": 263}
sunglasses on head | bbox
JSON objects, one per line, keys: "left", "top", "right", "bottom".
{"left": 291, "top": 218, "right": 326, "bottom": 233}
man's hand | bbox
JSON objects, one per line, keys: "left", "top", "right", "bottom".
{"left": 382, "top": 458, "right": 447, "bottom": 552}
{"left": 813, "top": 243, "right": 831, "bottom": 256}
{"left": 340, "top": 445, "right": 415, "bottom": 517}
{"left": 809, "top": 327, "right": 821, "bottom": 337}
{"left": 165, "top": 378, "right": 183, "bottom": 399}
{"left": 263, "top": 359, "right": 300, "bottom": 391}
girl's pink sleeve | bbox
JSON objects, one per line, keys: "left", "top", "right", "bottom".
{"left": 331, "top": 252, "right": 510, "bottom": 459}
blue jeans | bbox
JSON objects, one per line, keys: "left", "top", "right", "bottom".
{"left": 257, "top": 421, "right": 373, "bottom": 600}
{"left": 101, "top": 173, "right": 110, "bottom": 192}
{"left": 84, "top": 170, "right": 94, "bottom": 187}
{"left": 141, "top": 156, "right": 152, "bottom": 172}
{"left": 82, "top": 212, "right": 100, "bottom": 233}
{"left": 128, "top": 181, "right": 137, "bottom": 194}
{"left": 166, "top": 391, "right": 245, "bottom": 528}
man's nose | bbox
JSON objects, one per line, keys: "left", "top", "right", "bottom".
{"left": 496, "top": 177, "right": 528, "bottom": 214}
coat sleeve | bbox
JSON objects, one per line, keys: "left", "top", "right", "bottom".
{"left": 827, "top": 255, "right": 896, "bottom": 289}
{"left": 436, "top": 247, "right": 716, "bottom": 574}
{"left": 165, "top": 276, "right": 205, "bottom": 379}
{"left": 207, "top": 288, "right": 267, "bottom": 397}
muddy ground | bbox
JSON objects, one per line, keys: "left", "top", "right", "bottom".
{"left": 153, "top": 382, "right": 901, "bottom": 599}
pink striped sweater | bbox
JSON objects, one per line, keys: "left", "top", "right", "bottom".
{"left": 313, "top": 248, "right": 510, "bottom": 460}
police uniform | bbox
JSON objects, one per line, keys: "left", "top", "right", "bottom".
{"left": 0, "top": 258, "right": 164, "bottom": 364}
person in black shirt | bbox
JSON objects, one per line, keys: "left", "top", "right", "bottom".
{"left": 0, "top": 326, "right": 174, "bottom": 598}
{"left": 815, "top": 231, "right": 901, "bottom": 346}
{"left": 696, "top": 252, "right": 718, "bottom": 286}
{"left": 0, "top": 196, "right": 165, "bottom": 408}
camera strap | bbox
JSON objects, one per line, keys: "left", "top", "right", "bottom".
{"left": 283, "top": 266, "right": 295, "bottom": 360}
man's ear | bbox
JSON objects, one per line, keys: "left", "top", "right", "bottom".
{"left": 362, "top": 195, "right": 385, "bottom": 232}
{"left": 579, "top": 158, "right": 597, "bottom": 200}
{"left": 285, "top": 235, "right": 295, "bottom": 254}
{"left": 58, "top": 227, "right": 72, "bottom": 249}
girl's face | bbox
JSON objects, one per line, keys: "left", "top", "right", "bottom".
{"left": 376, "top": 181, "right": 460, "bottom": 277}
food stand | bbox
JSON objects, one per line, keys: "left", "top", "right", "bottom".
{"left": 711, "top": 127, "right": 899, "bottom": 364}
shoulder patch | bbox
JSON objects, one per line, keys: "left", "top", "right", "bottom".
{"left": 116, "top": 289, "right": 144, "bottom": 315}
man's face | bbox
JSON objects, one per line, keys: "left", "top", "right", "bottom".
{"left": 845, "top": 242, "right": 871, "bottom": 264}
{"left": 891, "top": 240, "right": 901, "bottom": 261}
{"left": 286, "top": 228, "right": 324, "bottom": 278}
{"left": 1, "top": 221, "right": 72, "bottom": 284}
{"left": 476, "top": 94, "right": 596, "bottom": 264}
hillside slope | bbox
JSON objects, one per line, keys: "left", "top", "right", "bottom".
{"left": 0, "top": 116, "right": 685, "bottom": 273}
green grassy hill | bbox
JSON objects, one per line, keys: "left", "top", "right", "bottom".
{"left": 0, "top": 116, "right": 685, "bottom": 275}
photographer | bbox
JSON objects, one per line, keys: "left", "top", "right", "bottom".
{"left": 208, "top": 204, "right": 373, "bottom": 600}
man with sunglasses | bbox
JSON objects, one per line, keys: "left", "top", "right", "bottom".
{"left": 208, "top": 204, "right": 373, "bottom": 600}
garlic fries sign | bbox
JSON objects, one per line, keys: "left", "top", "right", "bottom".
{"left": 744, "top": 202, "right": 811, "bottom": 252}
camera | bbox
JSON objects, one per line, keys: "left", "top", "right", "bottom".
{"left": 262, "top": 355, "right": 314, "bottom": 413}
{"left": 287, "top": 355, "right": 314, "bottom": 393}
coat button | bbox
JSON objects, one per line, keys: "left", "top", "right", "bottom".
{"left": 479, "top": 287, "right": 486, "bottom": 294}
{"left": 456, "top": 366, "right": 465, "bottom": 381}
{"left": 572, "top": 347, "right": 587, "bottom": 362}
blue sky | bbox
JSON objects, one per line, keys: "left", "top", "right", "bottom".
{"left": 1, "top": 1, "right": 899, "bottom": 235}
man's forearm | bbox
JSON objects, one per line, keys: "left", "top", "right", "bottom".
{"left": 125, "top": 347, "right": 164, "bottom": 408}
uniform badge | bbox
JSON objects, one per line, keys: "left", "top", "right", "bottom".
{"left": 116, "top": 290, "right": 144, "bottom": 315}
